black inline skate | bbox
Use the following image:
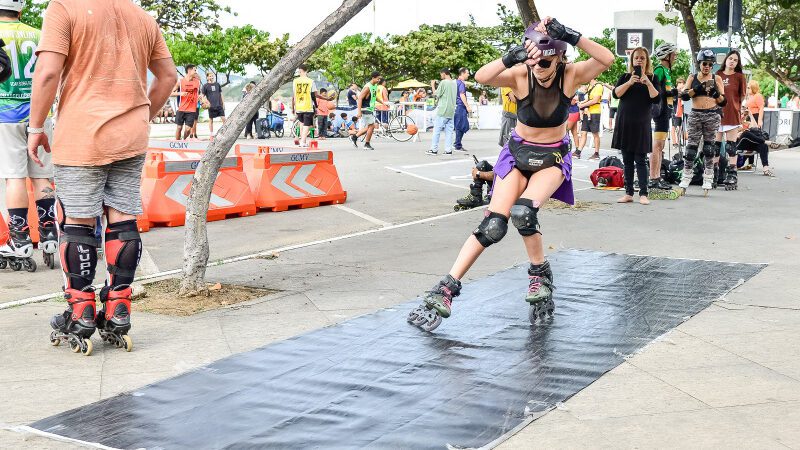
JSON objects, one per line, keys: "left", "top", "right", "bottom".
{"left": 527, "top": 261, "right": 555, "bottom": 325}
{"left": 0, "top": 224, "right": 37, "bottom": 272}
{"left": 50, "top": 288, "right": 96, "bottom": 356}
{"left": 38, "top": 221, "right": 58, "bottom": 269}
{"left": 723, "top": 167, "right": 738, "bottom": 191}
{"left": 96, "top": 286, "right": 134, "bottom": 352}
{"left": 454, "top": 156, "right": 493, "bottom": 211}
{"left": 408, "top": 274, "right": 461, "bottom": 332}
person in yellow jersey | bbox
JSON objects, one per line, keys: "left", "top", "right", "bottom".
{"left": 499, "top": 86, "right": 517, "bottom": 147}
{"left": 0, "top": 0, "right": 56, "bottom": 272}
{"left": 577, "top": 78, "right": 603, "bottom": 159}
{"left": 292, "top": 64, "right": 315, "bottom": 147}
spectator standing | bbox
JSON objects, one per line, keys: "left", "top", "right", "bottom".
{"left": 479, "top": 90, "right": 489, "bottom": 105}
{"left": 29, "top": 0, "right": 176, "bottom": 351}
{"left": 715, "top": 50, "right": 747, "bottom": 190}
{"left": 650, "top": 43, "right": 677, "bottom": 190}
{"left": 243, "top": 81, "right": 258, "bottom": 139}
{"left": 375, "top": 78, "right": 390, "bottom": 124}
{"left": 292, "top": 64, "right": 315, "bottom": 147}
{"left": 351, "top": 71, "right": 381, "bottom": 150}
{"left": 779, "top": 93, "right": 789, "bottom": 108}
{"left": 578, "top": 79, "right": 603, "bottom": 159}
{"left": 174, "top": 65, "right": 200, "bottom": 140}
{"left": 499, "top": 86, "right": 517, "bottom": 147}
{"left": 453, "top": 67, "right": 472, "bottom": 152}
{"left": 426, "top": 68, "right": 457, "bottom": 155}
{"left": 413, "top": 88, "right": 427, "bottom": 102}
{"left": 347, "top": 83, "right": 359, "bottom": 107}
{"left": 315, "top": 88, "right": 335, "bottom": 139}
{"left": 671, "top": 78, "right": 686, "bottom": 146}
{"left": 611, "top": 47, "right": 660, "bottom": 205}
{"left": 746, "top": 80, "right": 765, "bottom": 129}
{"left": 0, "top": 0, "right": 57, "bottom": 263}
{"left": 201, "top": 72, "right": 225, "bottom": 136}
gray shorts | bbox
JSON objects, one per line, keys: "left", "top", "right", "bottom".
{"left": 54, "top": 154, "right": 146, "bottom": 218}
{"left": 0, "top": 120, "right": 54, "bottom": 179}
{"left": 361, "top": 110, "right": 376, "bottom": 126}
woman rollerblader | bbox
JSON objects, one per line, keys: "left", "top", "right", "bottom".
{"left": 714, "top": 50, "right": 746, "bottom": 190}
{"left": 677, "top": 49, "right": 726, "bottom": 196}
{"left": 408, "top": 17, "right": 613, "bottom": 331}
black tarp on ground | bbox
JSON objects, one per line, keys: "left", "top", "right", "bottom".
{"left": 31, "top": 250, "right": 764, "bottom": 449}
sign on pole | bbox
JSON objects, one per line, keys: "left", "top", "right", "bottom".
{"left": 615, "top": 28, "right": 654, "bottom": 57}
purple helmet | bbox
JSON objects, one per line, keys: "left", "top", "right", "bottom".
{"left": 524, "top": 22, "right": 568, "bottom": 57}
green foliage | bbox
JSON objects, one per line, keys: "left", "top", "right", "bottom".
{"left": 20, "top": 0, "right": 48, "bottom": 29}
{"left": 138, "top": 0, "right": 235, "bottom": 33}
{"left": 654, "top": 38, "right": 692, "bottom": 82}
{"left": 658, "top": 1, "right": 719, "bottom": 41}
{"left": 739, "top": 0, "right": 800, "bottom": 94}
{"left": 490, "top": 3, "right": 525, "bottom": 52}
{"left": 573, "top": 29, "right": 627, "bottom": 85}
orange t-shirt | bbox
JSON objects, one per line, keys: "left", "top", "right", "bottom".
{"left": 37, "top": 0, "right": 172, "bottom": 166}
{"left": 316, "top": 98, "right": 334, "bottom": 116}
{"left": 747, "top": 93, "right": 764, "bottom": 116}
{"left": 179, "top": 77, "right": 200, "bottom": 112}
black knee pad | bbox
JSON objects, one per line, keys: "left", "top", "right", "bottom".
{"left": 725, "top": 140, "right": 737, "bottom": 157}
{"left": 510, "top": 199, "right": 541, "bottom": 236}
{"left": 59, "top": 224, "right": 98, "bottom": 291}
{"left": 702, "top": 142, "right": 716, "bottom": 158}
{"left": 473, "top": 211, "right": 508, "bottom": 248}
{"left": 105, "top": 220, "right": 142, "bottom": 288}
{"left": 685, "top": 144, "right": 698, "bottom": 162}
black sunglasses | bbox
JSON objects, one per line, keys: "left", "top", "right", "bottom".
{"left": 701, "top": 62, "right": 714, "bottom": 67}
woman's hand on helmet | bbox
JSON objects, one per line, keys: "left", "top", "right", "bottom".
{"left": 539, "top": 17, "right": 582, "bottom": 46}
{"left": 523, "top": 39, "right": 543, "bottom": 67}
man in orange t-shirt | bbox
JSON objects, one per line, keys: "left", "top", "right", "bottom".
{"left": 27, "top": 0, "right": 177, "bottom": 353}
{"left": 173, "top": 65, "right": 201, "bottom": 140}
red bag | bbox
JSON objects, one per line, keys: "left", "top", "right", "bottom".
{"left": 590, "top": 166, "right": 624, "bottom": 188}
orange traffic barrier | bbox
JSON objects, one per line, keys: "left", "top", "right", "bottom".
{"left": 0, "top": 212, "right": 9, "bottom": 246}
{"left": 140, "top": 150, "right": 256, "bottom": 227}
{"left": 136, "top": 213, "right": 151, "bottom": 233}
{"left": 237, "top": 146, "right": 346, "bottom": 212}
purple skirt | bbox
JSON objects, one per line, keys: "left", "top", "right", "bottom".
{"left": 493, "top": 130, "right": 574, "bottom": 205}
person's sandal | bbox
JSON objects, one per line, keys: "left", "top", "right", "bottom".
{"left": 617, "top": 195, "right": 634, "bottom": 203}
{"left": 639, "top": 196, "right": 650, "bottom": 205}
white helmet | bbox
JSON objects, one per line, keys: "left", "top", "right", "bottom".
{"left": 0, "top": 0, "right": 24, "bottom": 12}
{"left": 654, "top": 43, "right": 678, "bottom": 60}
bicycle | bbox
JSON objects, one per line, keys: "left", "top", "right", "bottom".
{"left": 370, "top": 108, "right": 417, "bottom": 142}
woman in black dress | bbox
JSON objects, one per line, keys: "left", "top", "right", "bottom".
{"left": 611, "top": 46, "right": 661, "bottom": 204}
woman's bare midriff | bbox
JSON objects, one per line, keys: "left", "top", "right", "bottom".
{"left": 514, "top": 122, "right": 568, "bottom": 143}
{"left": 692, "top": 75, "right": 718, "bottom": 110}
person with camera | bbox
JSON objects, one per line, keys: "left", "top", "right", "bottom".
{"left": 611, "top": 47, "right": 661, "bottom": 205}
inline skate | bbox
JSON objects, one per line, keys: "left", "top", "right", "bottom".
{"left": 0, "top": 225, "right": 37, "bottom": 272}
{"left": 408, "top": 275, "right": 461, "bottom": 332}
{"left": 50, "top": 288, "right": 96, "bottom": 356}
{"left": 96, "top": 286, "right": 134, "bottom": 351}
{"left": 527, "top": 261, "right": 555, "bottom": 325}
{"left": 38, "top": 221, "right": 58, "bottom": 269}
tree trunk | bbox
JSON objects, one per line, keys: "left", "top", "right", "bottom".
{"left": 515, "top": 0, "right": 541, "bottom": 27}
{"left": 178, "top": 0, "right": 374, "bottom": 297}
{"left": 764, "top": 68, "right": 800, "bottom": 96}
{"left": 677, "top": 2, "right": 702, "bottom": 57}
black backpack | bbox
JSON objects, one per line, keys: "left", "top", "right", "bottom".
{"left": 599, "top": 155, "right": 624, "bottom": 169}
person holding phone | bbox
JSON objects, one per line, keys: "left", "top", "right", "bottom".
{"left": 611, "top": 47, "right": 660, "bottom": 204}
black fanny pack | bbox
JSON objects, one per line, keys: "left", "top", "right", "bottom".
{"left": 509, "top": 139, "right": 567, "bottom": 173}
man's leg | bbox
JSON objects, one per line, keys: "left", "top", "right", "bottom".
{"left": 175, "top": 125, "right": 182, "bottom": 140}
{"left": 209, "top": 117, "right": 214, "bottom": 135}
{"left": 365, "top": 123, "right": 375, "bottom": 143}
{"left": 593, "top": 132, "right": 601, "bottom": 155}
{"left": 429, "top": 116, "right": 443, "bottom": 153}
{"left": 444, "top": 117, "right": 455, "bottom": 153}
{"left": 650, "top": 138, "right": 665, "bottom": 181}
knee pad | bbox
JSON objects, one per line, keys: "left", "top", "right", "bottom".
{"left": 59, "top": 224, "right": 98, "bottom": 291}
{"left": 473, "top": 211, "right": 508, "bottom": 248}
{"left": 702, "top": 142, "right": 716, "bottom": 158}
{"left": 685, "top": 144, "right": 698, "bottom": 162}
{"left": 726, "top": 140, "right": 737, "bottom": 157}
{"left": 105, "top": 220, "right": 142, "bottom": 288}
{"left": 510, "top": 199, "right": 541, "bottom": 236}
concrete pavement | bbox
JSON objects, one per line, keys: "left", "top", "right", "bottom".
{"left": 1, "top": 129, "right": 799, "bottom": 448}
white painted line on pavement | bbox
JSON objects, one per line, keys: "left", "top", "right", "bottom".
{"left": 3, "top": 425, "right": 122, "bottom": 450}
{"left": 385, "top": 166, "right": 466, "bottom": 189}
{"left": 333, "top": 204, "right": 392, "bottom": 227}
{"left": 573, "top": 178, "right": 592, "bottom": 184}
{"left": 1, "top": 206, "right": 488, "bottom": 310}
{"left": 401, "top": 155, "right": 498, "bottom": 169}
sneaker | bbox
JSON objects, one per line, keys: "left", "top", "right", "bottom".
{"left": 364, "top": 142, "right": 374, "bottom": 150}
{"left": 453, "top": 147, "right": 467, "bottom": 152}
{"left": 426, "top": 149, "right": 438, "bottom": 156}
{"left": 350, "top": 135, "right": 358, "bottom": 148}
{"left": 572, "top": 150, "right": 582, "bottom": 159}
{"left": 444, "top": 151, "right": 453, "bottom": 155}
{"left": 588, "top": 153, "right": 600, "bottom": 160}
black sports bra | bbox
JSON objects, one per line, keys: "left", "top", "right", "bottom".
{"left": 516, "top": 63, "right": 572, "bottom": 128}
{"left": 691, "top": 75, "right": 713, "bottom": 98}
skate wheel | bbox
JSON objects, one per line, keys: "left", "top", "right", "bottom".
{"left": 82, "top": 340, "right": 93, "bottom": 356}
{"left": 122, "top": 335, "right": 133, "bottom": 352}
{"left": 50, "top": 330, "right": 60, "bottom": 346}
{"left": 10, "top": 260, "right": 21, "bottom": 271}
{"left": 70, "top": 339, "right": 81, "bottom": 353}
{"left": 24, "top": 258, "right": 36, "bottom": 273}
{"left": 0, "top": 259, "right": 7, "bottom": 269}
{"left": 418, "top": 311, "right": 442, "bottom": 332}
{"left": 407, "top": 305, "right": 425, "bottom": 324}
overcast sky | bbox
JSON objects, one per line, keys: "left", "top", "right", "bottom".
{"left": 218, "top": 0, "right": 691, "bottom": 47}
